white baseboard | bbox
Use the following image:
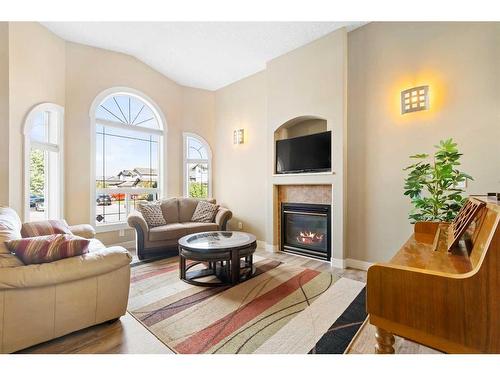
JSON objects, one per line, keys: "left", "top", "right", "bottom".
{"left": 331, "top": 257, "right": 346, "bottom": 269}
{"left": 345, "top": 258, "right": 373, "bottom": 271}
{"left": 257, "top": 241, "right": 277, "bottom": 252}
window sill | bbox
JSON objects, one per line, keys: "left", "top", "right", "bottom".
{"left": 95, "top": 222, "right": 130, "bottom": 233}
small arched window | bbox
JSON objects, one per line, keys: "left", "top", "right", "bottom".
{"left": 24, "top": 103, "right": 64, "bottom": 222}
{"left": 183, "top": 133, "right": 212, "bottom": 198}
{"left": 91, "top": 88, "right": 165, "bottom": 230}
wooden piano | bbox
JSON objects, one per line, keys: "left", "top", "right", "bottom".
{"left": 367, "top": 196, "right": 500, "bottom": 353}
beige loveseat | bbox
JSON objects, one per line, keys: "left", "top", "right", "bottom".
{"left": 127, "top": 197, "right": 232, "bottom": 260}
{"left": 0, "top": 207, "right": 132, "bottom": 353}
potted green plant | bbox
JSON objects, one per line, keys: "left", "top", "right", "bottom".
{"left": 403, "top": 138, "right": 473, "bottom": 223}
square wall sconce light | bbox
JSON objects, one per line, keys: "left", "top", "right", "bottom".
{"left": 401, "top": 85, "right": 429, "bottom": 114}
{"left": 233, "top": 128, "right": 245, "bottom": 144}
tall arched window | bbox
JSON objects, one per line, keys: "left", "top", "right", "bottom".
{"left": 183, "top": 133, "right": 212, "bottom": 198}
{"left": 90, "top": 88, "right": 165, "bottom": 231}
{"left": 24, "top": 103, "right": 64, "bottom": 222}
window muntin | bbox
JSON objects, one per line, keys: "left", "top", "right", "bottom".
{"left": 95, "top": 94, "right": 159, "bottom": 129}
{"left": 187, "top": 136, "right": 208, "bottom": 160}
{"left": 93, "top": 92, "right": 163, "bottom": 228}
{"left": 25, "top": 106, "right": 63, "bottom": 222}
{"left": 184, "top": 134, "right": 211, "bottom": 199}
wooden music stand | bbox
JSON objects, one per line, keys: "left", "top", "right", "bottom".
{"left": 447, "top": 198, "right": 486, "bottom": 251}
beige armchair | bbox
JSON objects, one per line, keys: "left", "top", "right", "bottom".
{"left": 127, "top": 197, "right": 232, "bottom": 260}
{"left": 0, "top": 207, "right": 132, "bottom": 353}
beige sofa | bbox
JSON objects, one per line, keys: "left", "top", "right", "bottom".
{"left": 0, "top": 207, "right": 132, "bottom": 353}
{"left": 127, "top": 197, "right": 232, "bottom": 260}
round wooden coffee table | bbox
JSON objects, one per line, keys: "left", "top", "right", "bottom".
{"left": 178, "top": 231, "right": 257, "bottom": 287}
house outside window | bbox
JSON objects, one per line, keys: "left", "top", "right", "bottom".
{"left": 91, "top": 88, "right": 165, "bottom": 231}
{"left": 183, "top": 133, "right": 212, "bottom": 198}
{"left": 24, "top": 103, "right": 64, "bottom": 222}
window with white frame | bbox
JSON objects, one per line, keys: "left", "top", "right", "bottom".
{"left": 24, "top": 104, "right": 64, "bottom": 222}
{"left": 183, "top": 133, "right": 211, "bottom": 198}
{"left": 92, "top": 90, "right": 164, "bottom": 229}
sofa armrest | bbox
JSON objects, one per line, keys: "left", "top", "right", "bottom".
{"left": 215, "top": 207, "right": 232, "bottom": 230}
{"left": 127, "top": 212, "right": 148, "bottom": 233}
{"left": 0, "top": 246, "right": 132, "bottom": 290}
{"left": 69, "top": 224, "right": 96, "bottom": 239}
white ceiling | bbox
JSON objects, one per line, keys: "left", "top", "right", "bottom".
{"left": 42, "top": 22, "right": 366, "bottom": 91}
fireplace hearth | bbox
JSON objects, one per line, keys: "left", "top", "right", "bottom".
{"left": 281, "top": 202, "right": 331, "bottom": 261}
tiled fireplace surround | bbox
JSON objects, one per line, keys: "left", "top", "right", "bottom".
{"left": 273, "top": 184, "right": 332, "bottom": 258}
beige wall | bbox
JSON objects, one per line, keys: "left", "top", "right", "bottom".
{"left": 0, "top": 23, "right": 9, "bottom": 205}
{"left": 179, "top": 86, "right": 216, "bottom": 195}
{"left": 8, "top": 22, "right": 66, "bottom": 215}
{"left": 64, "top": 42, "right": 214, "bottom": 245}
{"left": 266, "top": 29, "right": 347, "bottom": 261}
{"left": 213, "top": 29, "right": 348, "bottom": 261}
{"left": 347, "top": 22, "right": 500, "bottom": 263}
{"left": 214, "top": 71, "right": 267, "bottom": 239}
{"left": 4, "top": 21, "right": 499, "bottom": 263}
{"left": 1, "top": 23, "right": 215, "bottom": 246}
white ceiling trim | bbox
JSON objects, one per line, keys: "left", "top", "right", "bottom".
{"left": 42, "top": 22, "right": 367, "bottom": 90}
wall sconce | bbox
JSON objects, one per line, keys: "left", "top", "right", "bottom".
{"left": 401, "top": 85, "right": 429, "bottom": 114}
{"left": 233, "top": 128, "right": 244, "bottom": 144}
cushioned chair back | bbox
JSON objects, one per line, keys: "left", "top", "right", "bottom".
{"left": 0, "top": 207, "right": 22, "bottom": 255}
{"left": 160, "top": 198, "right": 180, "bottom": 223}
{"left": 178, "top": 198, "right": 216, "bottom": 223}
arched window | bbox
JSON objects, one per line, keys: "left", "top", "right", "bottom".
{"left": 24, "top": 103, "right": 64, "bottom": 222}
{"left": 90, "top": 88, "right": 165, "bottom": 230}
{"left": 183, "top": 133, "right": 212, "bottom": 198}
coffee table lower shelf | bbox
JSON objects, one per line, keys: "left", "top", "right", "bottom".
{"left": 181, "top": 258, "right": 255, "bottom": 287}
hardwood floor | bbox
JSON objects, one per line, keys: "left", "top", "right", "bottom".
{"left": 20, "top": 313, "right": 173, "bottom": 354}
{"left": 17, "top": 247, "right": 437, "bottom": 354}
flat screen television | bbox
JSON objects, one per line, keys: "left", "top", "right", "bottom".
{"left": 275, "top": 131, "right": 331, "bottom": 174}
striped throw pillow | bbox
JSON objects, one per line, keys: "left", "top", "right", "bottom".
{"left": 21, "top": 219, "right": 72, "bottom": 238}
{"left": 6, "top": 234, "right": 90, "bottom": 265}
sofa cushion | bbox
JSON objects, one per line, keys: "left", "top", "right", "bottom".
{"left": 181, "top": 222, "right": 219, "bottom": 235}
{"left": 0, "top": 253, "right": 24, "bottom": 268}
{"left": 6, "top": 234, "right": 90, "bottom": 265}
{"left": 160, "top": 198, "right": 179, "bottom": 223}
{"left": 21, "top": 219, "right": 72, "bottom": 238}
{"left": 138, "top": 201, "right": 167, "bottom": 227}
{"left": 178, "top": 198, "right": 216, "bottom": 223}
{"left": 149, "top": 223, "right": 187, "bottom": 242}
{"left": 88, "top": 238, "right": 106, "bottom": 252}
{"left": 191, "top": 201, "right": 219, "bottom": 223}
{"left": 0, "top": 207, "right": 22, "bottom": 254}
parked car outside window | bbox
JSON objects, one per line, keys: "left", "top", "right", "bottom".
{"left": 96, "top": 194, "right": 112, "bottom": 206}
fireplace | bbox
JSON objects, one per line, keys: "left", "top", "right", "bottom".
{"left": 281, "top": 202, "right": 331, "bottom": 261}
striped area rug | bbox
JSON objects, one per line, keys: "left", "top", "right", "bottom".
{"left": 128, "top": 256, "right": 366, "bottom": 354}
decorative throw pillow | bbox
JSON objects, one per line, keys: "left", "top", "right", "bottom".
{"left": 138, "top": 201, "right": 167, "bottom": 227}
{"left": 191, "top": 200, "right": 219, "bottom": 223}
{"left": 0, "top": 206, "right": 22, "bottom": 254}
{"left": 5, "top": 234, "right": 90, "bottom": 265}
{"left": 21, "top": 219, "right": 72, "bottom": 238}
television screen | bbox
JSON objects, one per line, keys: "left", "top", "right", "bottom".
{"left": 275, "top": 131, "right": 331, "bottom": 174}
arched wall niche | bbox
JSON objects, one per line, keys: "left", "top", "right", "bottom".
{"left": 273, "top": 115, "right": 327, "bottom": 142}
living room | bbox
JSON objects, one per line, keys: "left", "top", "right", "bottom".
{"left": 1, "top": 0, "right": 500, "bottom": 372}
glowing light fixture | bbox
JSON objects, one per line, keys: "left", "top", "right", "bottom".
{"left": 401, "top": 85, "right": 429, "bottom": 114}
{"left": 233, "top": 128, "right": 244, "bottom": 144}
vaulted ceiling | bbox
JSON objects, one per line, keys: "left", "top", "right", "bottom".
{"left": 42, "top": 22, "right": 366, "bottom": 90}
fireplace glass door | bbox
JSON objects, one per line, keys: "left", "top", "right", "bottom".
{"left": 281, "top": 203, "right": 331, "bottom": 260}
